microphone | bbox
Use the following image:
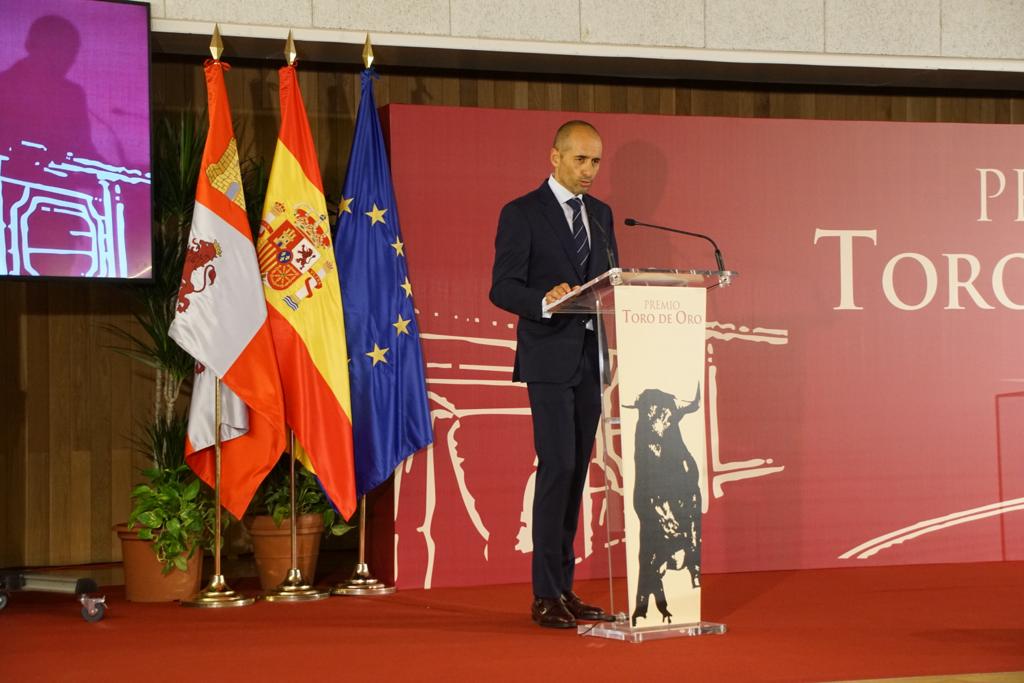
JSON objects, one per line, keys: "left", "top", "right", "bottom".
{"left": 589, "top": 211, "right": 617, "bottom": 270}
{"left": 624, "top": 218, "right": 726, "bottom": 272}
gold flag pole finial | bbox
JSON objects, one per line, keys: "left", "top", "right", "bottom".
{"left": 362, "top": 34, "right": 374, "bottom": 69}
{"left": 209, "top": 24, "right": 224, "bottom": 61}
{"left": 285, "top": 30, "right": 297, "bottom": 66}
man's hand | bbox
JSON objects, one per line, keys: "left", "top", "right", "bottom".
{"left": 544, "top": 282, "right": 578, "bottom": 305}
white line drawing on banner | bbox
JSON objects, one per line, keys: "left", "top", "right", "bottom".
{"left": 459, "top": 364, "right": 513, "bottom": 373}
{"left": 394, "top": 386, "right": 531, "bottom": 588}
{"left": 839, "top": 497, "right": 1024, "bottom": 560}
{"left": 395, "top": 321, "right": 789, "bottom": 589}
{"left": 0, "top": 144, "right": 150, "bottom": 277}
{"left": 706, "top": 322, "right": 788, "bottom": 502}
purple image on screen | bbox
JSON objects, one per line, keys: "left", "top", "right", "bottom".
{"left": 0, "top": 0, "right": 152, "bottom": 279}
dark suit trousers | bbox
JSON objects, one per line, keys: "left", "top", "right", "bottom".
{"left": 527, "top": 328, "right": 602, "bottom": 599}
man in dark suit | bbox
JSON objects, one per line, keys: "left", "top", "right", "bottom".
{"left": 490, "top": 120, "right": 619, "bottom": 629}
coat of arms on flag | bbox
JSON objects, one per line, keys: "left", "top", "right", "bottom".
{"left": 257, "top": 200, "right": 335, "bottom": 310}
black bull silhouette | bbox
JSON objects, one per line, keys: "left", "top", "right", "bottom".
{"left": 627, "top": 385, "right": 702, "bottom": 626}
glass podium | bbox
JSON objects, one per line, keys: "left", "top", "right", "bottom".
{"left": 546, "top": 267, "right": 736, "bottom": 642}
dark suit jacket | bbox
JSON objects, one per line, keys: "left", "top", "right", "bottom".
{"left": 490, "top": 180, "right": 619, "bottom": 384}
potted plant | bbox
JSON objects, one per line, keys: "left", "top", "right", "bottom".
{"left": 115, "top": 415, "right": 216, "bottom": 601}
{"left": 109, "top": 113, "right": 215, "bottom": 601}
{"left": 246, "top": 454, "right": 353, "bottom": 590}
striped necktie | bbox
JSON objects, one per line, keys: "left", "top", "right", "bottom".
{"left": 566, "top": 196, "right": 590, "bottom": 270}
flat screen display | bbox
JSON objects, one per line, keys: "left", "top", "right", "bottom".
{"left": 0, "top": 0, "right": 152, "bottom": 280}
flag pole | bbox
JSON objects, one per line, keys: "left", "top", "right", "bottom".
{"left": 180, "top": 27, "right": 254, "bottom": 608}
{"left": 332, "top": 33, "right": 397, "bottom": 598}
{"left": 331, "top": 495, "right": 394, "bottom": 595}
{"left": 182, "top": 374, "right": 254, "bottom": 607}
{"left": 262, "top": 430, "right": 328, "bottom": 601}
{"left": 258, "top": 31, "right": 329, "bottom": 602}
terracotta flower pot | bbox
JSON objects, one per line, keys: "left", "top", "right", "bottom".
{"left": 115, "top": 523, "right": 203, "bottom": 602}
{"left": 246, "top": 513, "right": 324, "bottom": 590}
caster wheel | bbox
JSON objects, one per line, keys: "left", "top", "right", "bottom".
{"left": 0, "top": 592, "right": 7, "bottom": 611}
{"left": 81, "top": 602, "right": 105, "bottom": 623}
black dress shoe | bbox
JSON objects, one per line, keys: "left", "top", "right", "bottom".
{"left": 562, "top": 591, "right": 607, "bottom": 621}
{"left": 531, "top": 597, "right": 576, "bottom": 629}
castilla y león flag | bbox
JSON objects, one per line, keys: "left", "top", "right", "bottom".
{"left": 168, "top": 59, "right": 286, "bottom": 520}
{"left": 256, "top": 64, "right": 356, "bottom": 519}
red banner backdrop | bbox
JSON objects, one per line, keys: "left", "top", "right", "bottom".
{"left": 381, "top": 104, "right": 1024, "bottom": 589}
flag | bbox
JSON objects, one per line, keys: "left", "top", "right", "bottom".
{"left": 257, "top": 64, "right": 357, "bottom": 518}
{"left": 168, "top": 59, "right": 286, "bottom": 520}
{"left": 334, "top": 68, "right": 433, "bottom": 498}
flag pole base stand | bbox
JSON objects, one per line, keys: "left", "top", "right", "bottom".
{"left": 181, "top": 575, "right": 254, "bottom": 608}
{"left": 331, "top": 563, "right": 395, "bottom": 596}
{"left": 261, "top": 568, "right": 329, "bottom": 602}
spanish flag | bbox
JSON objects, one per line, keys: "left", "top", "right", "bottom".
{"left": 256, "top": 64, "right": 356, "bottom": 519}
{"left": 169, "top": 60, "right": 286, "bottom": 520}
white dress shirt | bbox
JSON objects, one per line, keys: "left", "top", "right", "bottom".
{"left": 547, "top": 175, "right": 591, "bottom": 243}
{"left": 542, "top": 175, "right": 593, "bottom": 323}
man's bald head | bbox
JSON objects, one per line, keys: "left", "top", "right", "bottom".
{"left": 552, "top": 120, "right": 600, "bottom": 152}
{"left": 550, "top": 120, "right": 603, "bottom": 196}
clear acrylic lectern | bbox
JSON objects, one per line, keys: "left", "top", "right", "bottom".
{"left": 545, "top": 267, "right": 736, "bottom": 642}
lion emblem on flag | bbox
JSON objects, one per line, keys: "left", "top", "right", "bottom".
{"left": 176, "top": 238, "right": 222, "bottom": 313}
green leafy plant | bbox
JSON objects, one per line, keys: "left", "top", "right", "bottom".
{"left": 128, "top": 462, "right": 215, "bottom": 573}
{"left": 125, "top": 414, "right": 215, "bottom": 573}
{"left": 137, "top": 404, "right": 188, "bottom": 472}
{"left": 253, "top": 455, "right": 354, "bottom": 537}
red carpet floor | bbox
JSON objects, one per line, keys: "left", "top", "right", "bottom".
{"left": 1, "top": 561, "right": 1022, "bottom": 682}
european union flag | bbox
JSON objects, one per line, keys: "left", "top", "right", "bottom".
{"left": 334, "top": 68, "right": 433, "bottom": 498}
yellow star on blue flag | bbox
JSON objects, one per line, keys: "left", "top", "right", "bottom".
{"left": 366, "top": 343, "right": 389, "bottom": 365}
{"left": 393, "top": 314, "right": 411, "bottom": 335}
{"left": 365, "top": 203, "right": 387, "bottom": 225}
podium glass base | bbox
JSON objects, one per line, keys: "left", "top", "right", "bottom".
{"left": 578, "top": 615, "right": 726, "bottom": 642}
{"left": 331, "top": 583, "right": 396, "bottom": 596}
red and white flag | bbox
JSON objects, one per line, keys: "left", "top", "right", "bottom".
{"left": 169, "top": 59, "right": 286, "bottom": 519}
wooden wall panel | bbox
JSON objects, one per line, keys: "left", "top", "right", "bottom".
{"left": 67, "top": 450, "right": 92, "bottom": 562}
{"left": 87, "top": 287, "right": 113, "bottom": 562}
{"left": 0, "top": 283, "right": 26, "bottom": 568}
{"left": 23, "top": 285, "right": 51, "bottom": 566}
{"left": 1, "top": 280, "right": 143, "bottom": 567}
{"left": 3, "top": 56, "right": 1022, "bottom": 568}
